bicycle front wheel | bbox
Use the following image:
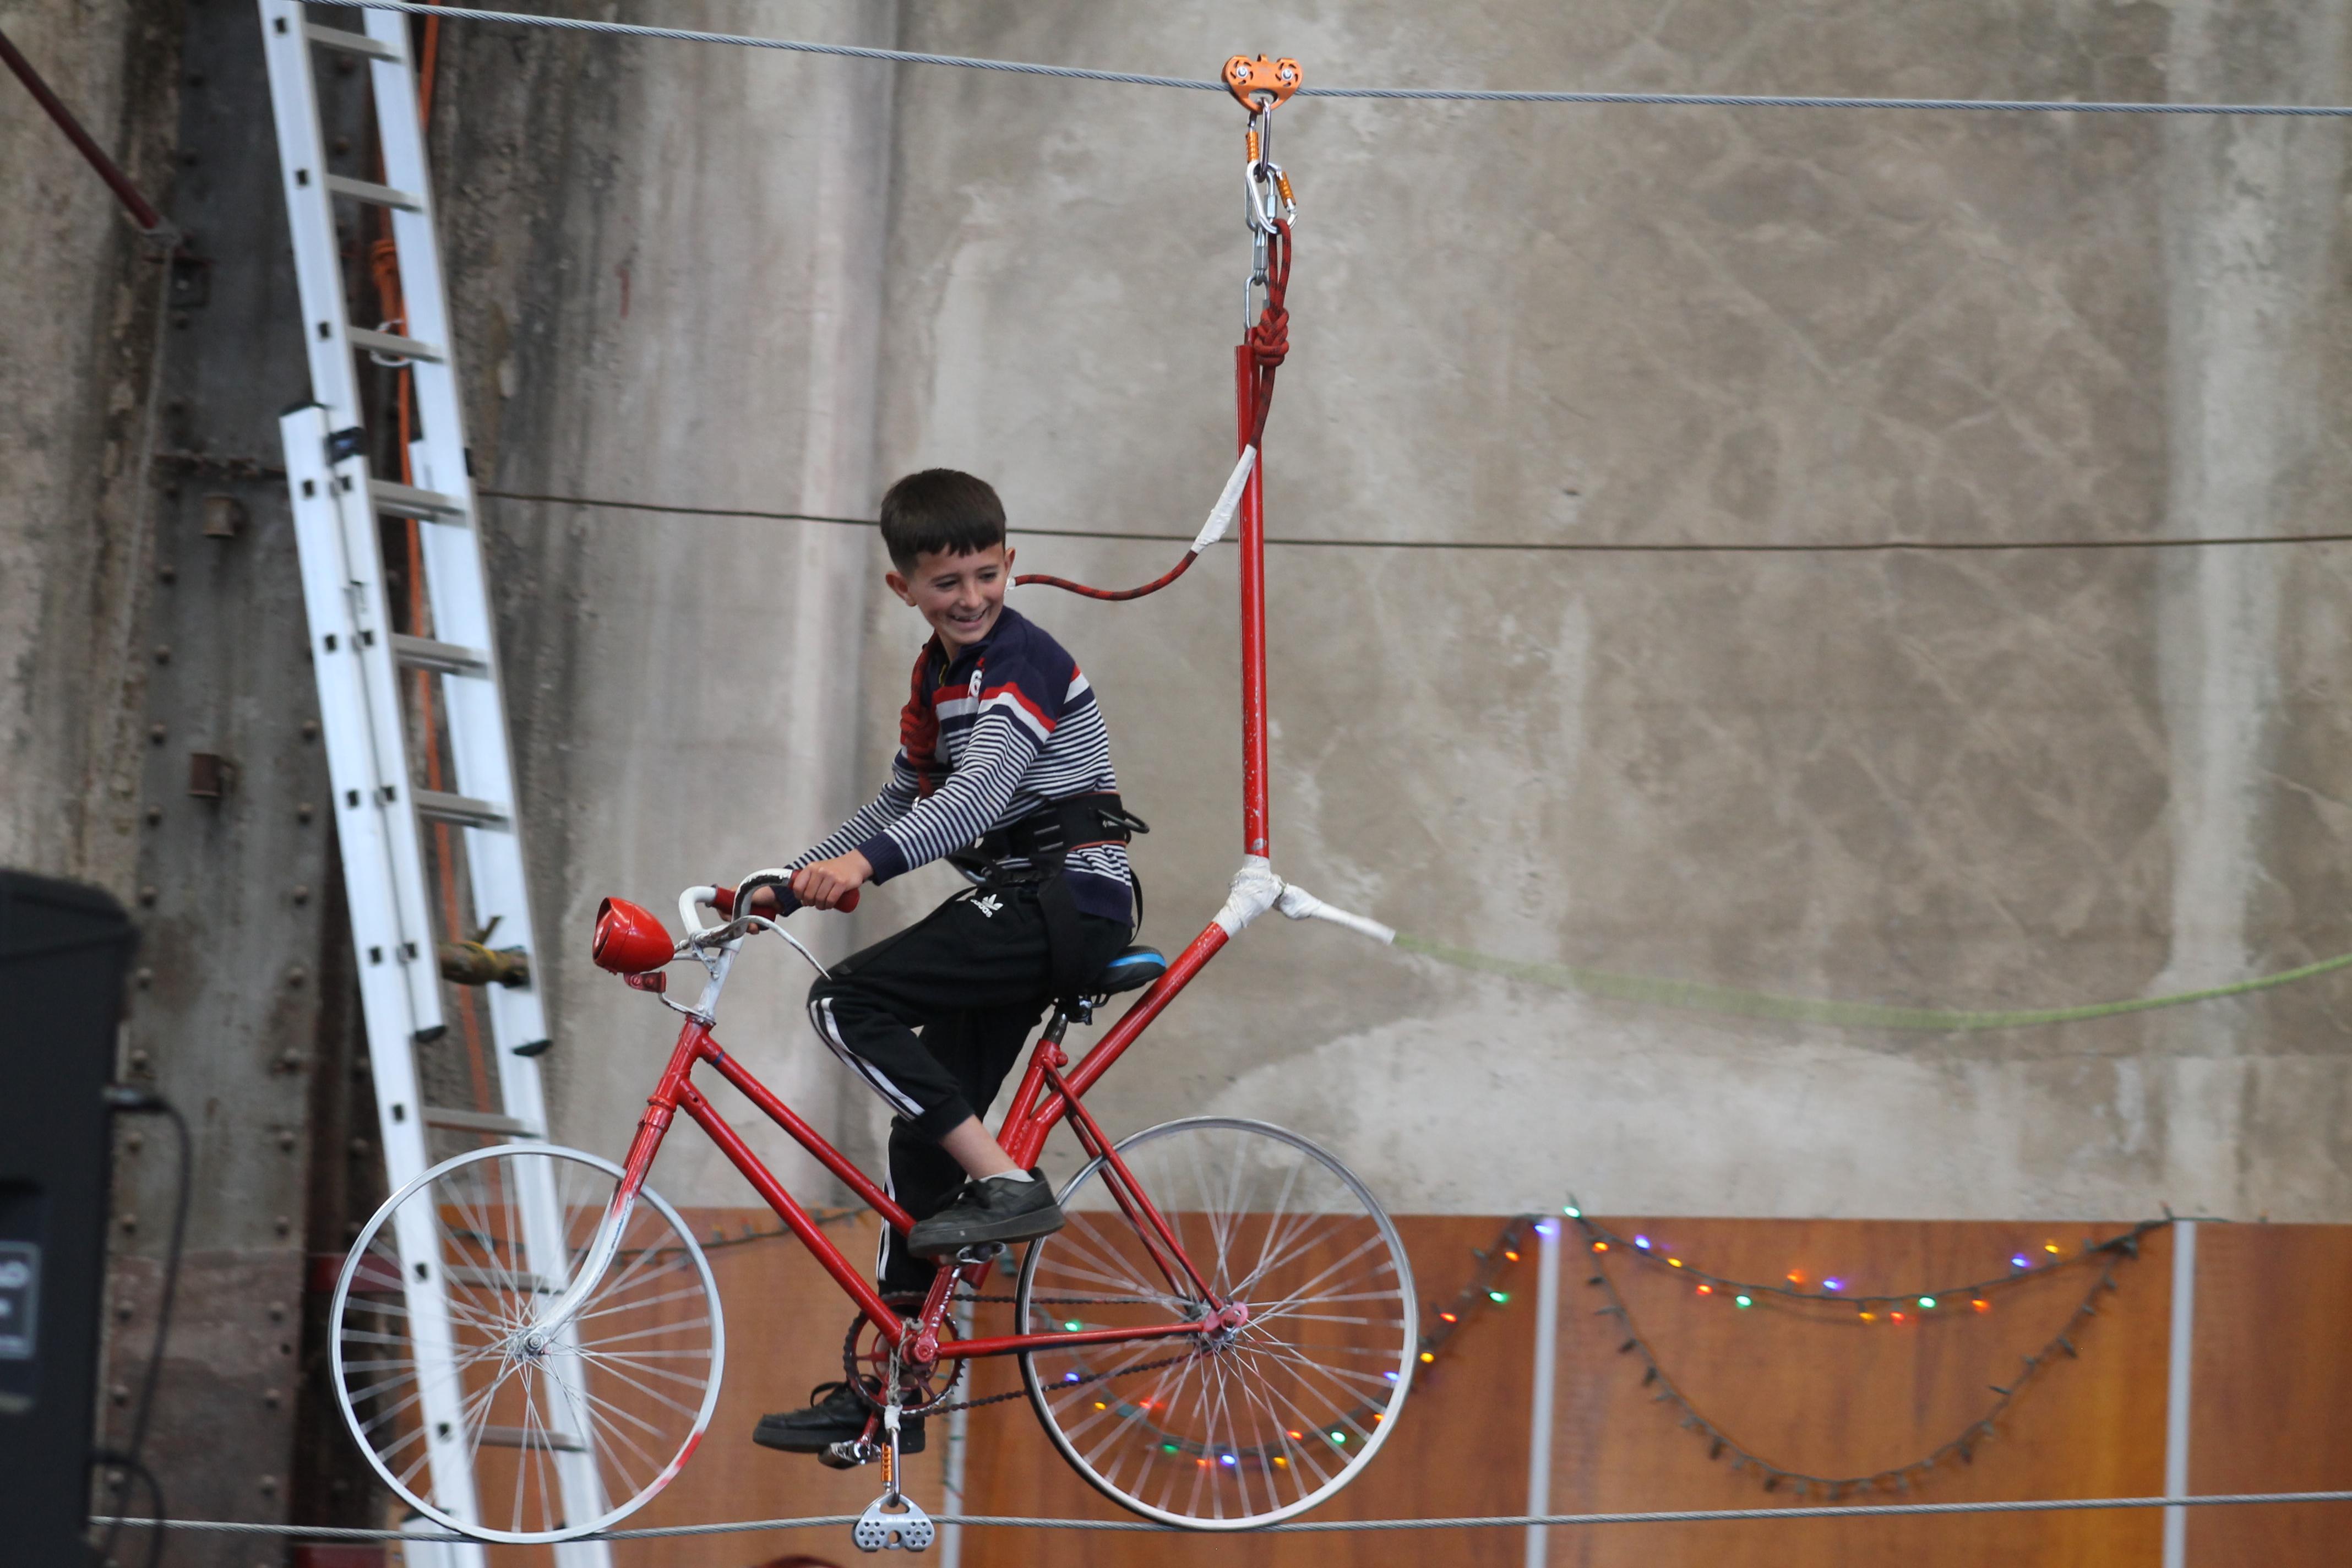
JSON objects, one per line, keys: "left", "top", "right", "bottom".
{"left": 330, "top": 1144, "right": 724, "bottom": 1543}
{"left": 1015, "top": 1116, "right": 1416, "bottom": 1528}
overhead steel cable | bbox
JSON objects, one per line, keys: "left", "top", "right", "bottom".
{"left": 476, "top": 489, "right": 2352, "bottom": 554}
{"left": 341, "top": 2, "right": 2352, "bottom": 117}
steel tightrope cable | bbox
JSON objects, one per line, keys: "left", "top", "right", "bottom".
{"left": 87, "top": 1489, "right": 2352, "bottom": 1540}
{"left": 340, "top": 2, "right": 2352, "bottom": 118}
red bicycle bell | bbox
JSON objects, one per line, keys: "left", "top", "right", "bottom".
{"left": 592, "top": 897, "right": 674, "bottom": 974}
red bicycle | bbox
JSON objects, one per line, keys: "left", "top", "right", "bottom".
{"left": 331, "top": 866, "right": 1413, "bottom": 1542}
{"left": 328, "top": 104, "right": 1414, "bottom": 1543}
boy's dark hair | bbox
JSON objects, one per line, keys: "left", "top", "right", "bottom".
{"left": 878, "top": 469, "right": 1006, "bottom": 572}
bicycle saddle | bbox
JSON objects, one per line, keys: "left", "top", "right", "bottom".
{"left": 1096, "top": 945, "right": 1167, "bottom": 995}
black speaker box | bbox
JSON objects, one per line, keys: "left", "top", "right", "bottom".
{"left": 1, "top": 871, "right": 138, "bottom": 1568}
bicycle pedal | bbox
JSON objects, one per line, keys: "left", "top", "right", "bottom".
{"left": 853, "top": 1492, "right": 935, "bottom": 1553}
{"left": 952, "top": 1242, "right": 1005, "bottom": 1266}
{"left": 820, "top": 1439, "right": 883, "bottom": 1471}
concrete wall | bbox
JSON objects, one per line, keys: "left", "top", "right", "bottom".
{"left": 17, "top": 0, "right": 2352, "bottom": 1239}
{"left": 430, "top": 1, "right": 902, "bottom": 1195}
{"left": 0, "top": 0, "right": 179, "bottom": 891}
{"left": 864, "top": 0, "right": 2352, "bottom": 1221}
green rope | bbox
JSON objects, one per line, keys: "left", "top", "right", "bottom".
{"left": 1390, "top": 933, "right": 2352, "bottom": 1032}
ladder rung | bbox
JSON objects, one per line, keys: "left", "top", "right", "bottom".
{"left": 421, "top": 1106, "right": 541, "bottom": 1137}
{"left": 325, "top": 173, "right": 425, "bottom": 212}
{"left": 350, "top": 326, "right": 446, "bottom": 364}
{"left": 475, "top": 1426, "right": 586, "bottom": 1453}
{"left": 369, "top": 478, "right": 469, "bottom": 521}
{"left": 416, "top": 790, "right": 511, "bottom": 830}
{"left": 392, "top": 633, "right": 490, "bottom": 677}
{"left": 445, "top": 1264, "right": 552, "bottom": 1293}
{"left": 303, "top": 21, "right": 401, "bottom": 61}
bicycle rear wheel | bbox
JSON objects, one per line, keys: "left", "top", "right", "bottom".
{"left": 330, "top": 1144, "right": 723, "bottom": 1543}
{"left": 1014, "top": 1116, "right": 1415, "bottom": 1528}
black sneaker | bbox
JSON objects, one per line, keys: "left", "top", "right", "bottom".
{"left": 906, "top": 1169, "right": 1064, "bottom": 1257}
{"left": 751, "top": 1379, "right": 924, "bottom": 1456}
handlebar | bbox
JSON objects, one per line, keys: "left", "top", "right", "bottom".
{"left": 681, "top": 879, "right": 858, "bottom": 935}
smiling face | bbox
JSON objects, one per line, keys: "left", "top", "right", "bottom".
{"left": 887, "top": 543, "right": 1015, "bottom": 651}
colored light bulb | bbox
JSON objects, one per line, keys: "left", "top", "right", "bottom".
{"left": 1330, "top": 1431, "right": 1347, "bottom": 1443}
{"left": 1420, "top": 1351, "right": 1435, "bottom": 1363}
{"left": 1697, "top": 1283, "right": 1713, "bottom": 1295}
{"left": 1564, "top": 1204, "right": 1582, "bottom": 1218}
{"left": 1592, "top": 1241, "right": 1609, "bottom": 1253}
{"left": 1919, "top": 1296, "right": 1936, "bottom": 1309}
{"left": 1504, "top": 1250, "right": 1521, "bottom": 1262}
{"left": 1440, "top": 1311, "right": 1458, "bottom": 1323}
{"left": 1534, "top": 1221, "right": 1558, "bottom": 1237}
{"left": 1635, "top": 1235, "right": 1652, "bottom": 1249}
{"left": 1668, "top": 1257, "right": 1683, "bottom": 1268}
{"left": 1734, "top": 1294, "right": 1753, "bottom": 1308}
{"left": 2011, "top": 1254, "right": 2030, "bottom": 1269}
{"left": 1823, "top": 1277, "right": 1844, "bottom": 1292}
{"left": 1786, "top": 1271, "right": 1805, "bottom": 1286}
{"left": 1489, "top": 1291, "right": 1510, "bottom": 1304}
{"left": 1971, "top": 1297, "right": 1991, "bottom": 1314}
{"left": 1064, "top": 1320, "right": 1082, "bottom": 1331}
{"left": 2044, "top": 1241, "right": 2061, "bottom": 1254}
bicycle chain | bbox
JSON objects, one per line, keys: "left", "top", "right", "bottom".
{"left": 923, "top": 1346, "right": 1209, "bottom": 1417}
{"left": 840, "top": 1297, "right": 1214, "bottom": 1419}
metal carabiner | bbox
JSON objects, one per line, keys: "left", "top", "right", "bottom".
{"left": 1242, "top": 108, "right": 1297, "bottom": 238}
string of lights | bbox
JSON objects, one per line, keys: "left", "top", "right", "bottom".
{"left": 1569, "top": 1207, "right": 2167, "bottom": 1314}
{"left": 1413, "top": 1215, "right": 1545, "bottom": 1371}
{"left": 1569, "top": 1209, "right": 2165, "bottom": 1497}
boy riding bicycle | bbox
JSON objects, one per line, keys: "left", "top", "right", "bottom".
{"left": 743, "top": 468, "right": 1144, "bottom": 1458}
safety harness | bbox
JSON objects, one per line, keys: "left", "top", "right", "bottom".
{"left": 948, "top": 792, "right": 1149, "bottom": 999}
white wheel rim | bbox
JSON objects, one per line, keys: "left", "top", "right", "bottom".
{"left": 331, "top": 1144, "right": 726, "bottom": 1544}
{"left": 1016, "top": 1117, "right": 1416, "bottom": 1528}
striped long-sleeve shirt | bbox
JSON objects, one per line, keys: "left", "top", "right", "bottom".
{"left": 789, "top": 607, "right": 1136, "bottom": 923}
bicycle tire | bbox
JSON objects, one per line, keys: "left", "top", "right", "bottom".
{"left": 330, "top": 1143, "right": 725, "bottom": 1544}
{"left": 1014, "top": 1115, "right": 1416, "bottom": 1528}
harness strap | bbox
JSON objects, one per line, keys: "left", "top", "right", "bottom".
{"left": 951, "top": 793, "right": 1148, "bottom": 997}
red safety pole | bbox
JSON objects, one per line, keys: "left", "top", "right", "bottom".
{"left": 0, "top": 25, "right": 168, "bottom": 233}
{"left": 1235, "top": 345, "right": 1272, "bottom": 859}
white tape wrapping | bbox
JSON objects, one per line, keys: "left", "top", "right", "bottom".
{"left": 1190, "top": 447, "right": 1259, "bottom": 554}
{"left": 1276, "top": 883, "right": 1397, "bottom": 945}
{"left": 1211, "top": 859, "right": 1396, "bottom": 945}
{"left": 1213, "top": 855, "right": 1283, "bottom": 938}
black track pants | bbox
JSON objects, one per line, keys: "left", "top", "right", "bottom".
{"left": 805, "top": 886, "right": 1130, "bottom": 1292}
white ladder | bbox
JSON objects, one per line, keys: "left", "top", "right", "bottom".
{"left": 257, "top": 6, "right": 610, "bottom": 1558}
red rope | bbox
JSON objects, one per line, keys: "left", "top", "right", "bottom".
{"left": 1016, "top": 220, "right": 1291, "bottom": 601}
